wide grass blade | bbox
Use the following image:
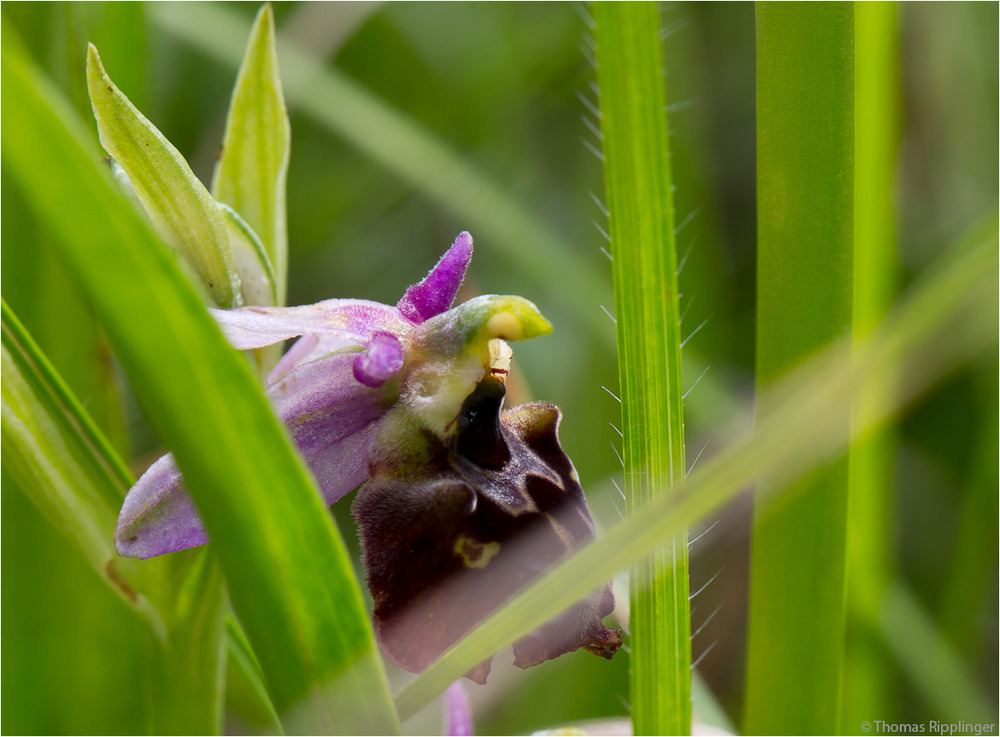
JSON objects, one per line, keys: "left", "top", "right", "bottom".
{"left": 394, "top": 226, "right": 996, "bottom": 721}
{"left": 2, "top": 41, "right": 398, "bottom": 734}
{"left": 744, "top": 5, "right": 855, "bottom": 733}
{"left": 592, "top": 3, "right": 690, "bottom": 733}
{"left": 212, "top": 4, "right": 289, "bottom": 306}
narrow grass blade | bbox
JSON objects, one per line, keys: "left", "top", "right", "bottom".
{"left": 593, "top": 3, "right": 689, "bottom": 733}
{"left": 86, "top": 45, "right": 241, "bottom": 309}
{"left": 2, "top": 43, "right": 399, "bottom": 734}
{"left": 940, "top": 365, "right": 999, "bottom": 654}
{"left": 846, "top": 1, "right": 900, "bottom": 726}
{"left": 225, "top": 615, "right": 283, "bottom": 733}
{"left": 1, "top": 300, "right": 164, "bottom": 634}
{"left": 212, "top": 3, "right": 289, "bottom": 305}
{"left": 395, "top": 225, "right": 997, "bottom": 722}
{"left": 744, "top": 5, "right": 855, "bottom": 733}
{"left": 148, "top": 551, "right": 228, "bottom": 734}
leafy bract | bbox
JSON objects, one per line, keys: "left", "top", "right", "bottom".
{"left": 212, "top": 4, "right": 290, "bottom": 306}
{"left": 87, "top": 45, "right": 242, "bottom": 308}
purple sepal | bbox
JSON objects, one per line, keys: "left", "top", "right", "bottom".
{"left": 210, "top": 299, "right": 410, "bottom": 351}
{"left": 444, "top": 680, "right": 474, "bottom": 737}
{"left": 271, "top": 349, "right": 396, "bottom": 505}
{"left": 353, "top": 332, "right": 405, "bottom": 388}
{"left": 115, "top": 454, "right": 208, "bottom": 559}
{"left": 397, "top": 232, "right": 473, "bottom": 323}
{"left": 114, "top": 350, "right": 396, "bottom": 559}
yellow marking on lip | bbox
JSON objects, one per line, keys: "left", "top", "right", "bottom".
{"left": 454, "top": 536, "right": 501, "bottom": 569}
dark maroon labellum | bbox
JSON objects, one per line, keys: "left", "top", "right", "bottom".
{"left": 353, "top": 375, "right": 622, "bottom": 684}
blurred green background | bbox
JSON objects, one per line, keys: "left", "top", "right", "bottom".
{"left": 2, "top": 3, "right": 996, "bottom": 734}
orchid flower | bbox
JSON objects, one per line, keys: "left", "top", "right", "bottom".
{"left": 116, "top": 232, "right": 620, "bottom": 680}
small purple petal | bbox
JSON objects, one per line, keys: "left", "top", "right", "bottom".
{"left": 115, "top": 454, "right": 208, "bottom": 559}
{"left": 444, "top": 680, "right": 474, "bottom": 737}
{"left": 271, "top": 349, "right": 397, "bottom": 505}
{"left": 397, "top": 232, "right": 473, "bottom": 323}
{"left": 210, "top": 299, "right": 410, "bottom": 351}
{"left": 353, "top": 332, "right": 404, "bottom": 388}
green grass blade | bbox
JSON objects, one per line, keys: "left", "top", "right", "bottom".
{"left": 148, "top": 551, "right": 228, "bottom": 734}
{"left": 744, "top": 5, "right": 855, "bottom": 733}
{"left": 593, "top": 3, "right": 689, "bottom": 734}
{"left": 211, "top": 3, "right": 289, "bottom": 306}
{"left": 846, "top": 1, "right": 900, "bottom": 726}
{"left": 940, "top": 365, "right": 999, "bottom": 654}
{"left": 225, "top": 615, "right": 284, "bottom": 733}
{"left": 394, "top": 227, "right": 996, "bottom": 722}
{"left": 853, "top": 7, "right": 899, "bottom": 339}
{"left": 1, "top": 299, "right": 164, "bottom": 634}
{"left": 86, "top": 44, "right": 241, "bottom": 309}
{"left": 1, "top": 9, "right": 132, "bottom": 457}
{"left": 2, "top": 42, "right": 399, "bottom": 734}
{"left": 3, "top": 175, "right": 130, "bottom": 459}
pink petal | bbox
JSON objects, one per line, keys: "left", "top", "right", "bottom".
{"left": 397, "top": 232, "right": 473, "bottom": 323}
